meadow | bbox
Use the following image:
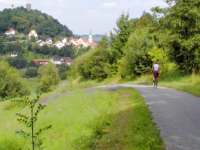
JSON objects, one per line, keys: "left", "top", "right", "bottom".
{"left": 0, "top": 83, "right": 164, "bottom": 150}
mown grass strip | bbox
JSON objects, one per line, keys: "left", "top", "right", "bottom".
{"left": 92, "top": 88, "right": 165, "bottom": 150}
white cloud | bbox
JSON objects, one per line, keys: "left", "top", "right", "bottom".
{"left": 0, "top": 0, "right": 10, "bottom": 4}
{"left": 0, "top": 0, "right": 28, "bottom": 5}
{"left": 103, "top": 1, "right": 117, "bottom": 8}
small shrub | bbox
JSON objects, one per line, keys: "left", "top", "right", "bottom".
{"left": 16, "top": 96, "right": 52, "bottom": 150}
{"left": 25, "top": 67, "right": 38, "bottom": 78}
{"left": 57, "top": 64, "right": 69, "bottom": 80}
{"left": 8, "top": 56, "right": 28, "bottom": 69}
{"left": 0, "top": 61, "right": 30, "bottom": 99}
{"left": 38, "top": 63, "right": 60, "bottom": 93}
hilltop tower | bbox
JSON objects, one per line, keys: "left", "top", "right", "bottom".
{"left": 11, "top": 0, "right": 15, "bottom": 8}
{"left": 26, "top": 3, "right": 32, "bottom": 11}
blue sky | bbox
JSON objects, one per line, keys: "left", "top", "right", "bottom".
{"left": 0, "top": 0, "right": 167, "bottom": 34}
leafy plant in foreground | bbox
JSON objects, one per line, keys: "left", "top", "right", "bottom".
{"left": 16, "top": 96, "right": 52, "bottom": 150}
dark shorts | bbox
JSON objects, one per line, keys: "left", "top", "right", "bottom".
{"left": 153, "top": 71, "right": 159, "bottom": 79}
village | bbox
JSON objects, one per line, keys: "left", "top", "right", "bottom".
{"left": 4, "top": 28, "right": 97, "bottom": 66}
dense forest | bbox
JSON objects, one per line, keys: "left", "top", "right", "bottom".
{"left": 0, "top": 7, "right": 73, "bottom": 37}
{"left": 73, "top": 0, "right": 200, "bottom": 80}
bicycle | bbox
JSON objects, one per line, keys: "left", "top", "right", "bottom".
{"left": 153, "top": 71, "right": 159, "bottom": 88}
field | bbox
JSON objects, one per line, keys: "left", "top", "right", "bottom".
{"left": 0, "top": 84, "right": 164, "bottom": 150}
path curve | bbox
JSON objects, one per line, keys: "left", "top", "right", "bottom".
{"left": 98, "top": 84, "right": 200, "bottom": 150}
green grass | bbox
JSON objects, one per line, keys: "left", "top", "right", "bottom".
{"left": 94, "top": 89, "right": 164, "bottom": 150}
{"left": 0, "top": 101, "right": 28, "bottom": 150}
{"left": 23, "top": 78, "right": 40, "bottom": 95}
{"left": 0, "top": 86, "right": 164, "bottom": 150}
{"left": 133, "top": 73, "right": 200, "bottom": 96}
{"left": 161, "top": 74, "right": 200, "bottom": 96}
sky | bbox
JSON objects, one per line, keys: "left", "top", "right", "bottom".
{"left": 0, "top": 0, "right": 168, "bottom": 34}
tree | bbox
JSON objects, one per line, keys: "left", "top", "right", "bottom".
{"left": 119, "top": 29, "right": 153, "bottom": 78}
{"left": 30, "top": 44, "right": 75, "bottom": 58}
{"left": 57, "top": 64, "right": 69, "bottom": 80}
{"left": 110, "top": 14, "right": 132, "bottom": 63}
{"left": 75, "top": 37, "right": 112, "bottom": 80}
{"left": 162, "top": 0, "right": 200, "bottom": 72}
{"left": 16, "top": 96, "right": 51, "bottom": 150}
{"left": 38, "top": 63, "right": 60, "bottom": 92}
{"left": 8, "top": 56, "right": 28, "bottom": 69}
{"left": 0, "top": 61, "right": 29, "bottom": 99}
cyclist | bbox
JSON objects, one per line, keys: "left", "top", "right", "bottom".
{"left": 152, "top": 61, "right": 159, "bottom": 88}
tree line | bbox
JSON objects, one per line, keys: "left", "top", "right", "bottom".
{"left": 73, "top": 0, "right": 200, "bottom": 80}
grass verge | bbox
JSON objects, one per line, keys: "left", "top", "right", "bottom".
{"left": 133, "top": 74, "right": 200, "bottom": 96}
{"left": 0, "top": 87, "right": 164, "bottom": 150}
{"left": 93, "top": 88, "right": 164, "bottom": 150}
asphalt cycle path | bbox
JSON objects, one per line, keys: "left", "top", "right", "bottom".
{"left": 99, "top": 84, "right": 200, "bottom": 150}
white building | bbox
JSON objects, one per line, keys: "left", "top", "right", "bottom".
{"left": 50, "top": 58, "right": 62, "bottom": 65}
{"left": 28, "top": 30, "right": 38, "bottom": 39}
{"left": 51, "top": 57, "right": 73, "bottom": 66}
{"left": 5, "top": 28, "right": 16, "bottom": 36}
{"left": 36, "top": 40, "right": 46, "bottom": 47}
{"left": 54, "top": 41, "right": 65, "bottom": 49}
{"left": 10, "top": 53, "right": 18, "bottom": 58}
{"left": 62, "top": 38, "right": 68, "bottom": 45}
{"left": 45, "top": 38, "right": 53, "bottom": 45}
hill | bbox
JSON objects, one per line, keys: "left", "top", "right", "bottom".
{"left": 0, "top": 7, "right": 73, "bottom": 37}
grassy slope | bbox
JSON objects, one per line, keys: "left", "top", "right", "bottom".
{"left": 161, "top": 74, "right": 200, "bottom": 96}
{"left": 0, "top": 85, "right": 164, "bottom": 150}
{"left": 94, "top": 89, "right": 164, "bottom": 150}
{"left": 133, "top": 74, "right": 200, "bottom": 96}
{"left": 0, "top": 102, "right": 28, "bottom": 150}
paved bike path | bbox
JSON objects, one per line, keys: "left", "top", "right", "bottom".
{"left": 99, "top": 84, "right": 200, "bottom": 150}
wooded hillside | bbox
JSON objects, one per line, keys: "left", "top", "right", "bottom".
{"left": 0, "top": 7, "right": 73, "bottom": 37}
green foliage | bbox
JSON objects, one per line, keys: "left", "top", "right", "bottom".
{"left": 74, "top": 37, "right": 112, "bottom": 80}
{"left": 148, "top": 47, "right": 168, "bottom": 72}
{"left": 110, "top": 14, "right": 132, "bottom": 63}
{"left": 57, "top": 64, "right": 69, "bottom": 80}
{"left": 0, "top": 7, "right": 72, "bottom": 37}
{"left": 30, "top": 44, "right": 75, "bottom": 58}
{"left": 119, "top": 28, "right": 154, "bottom": 78}
{"left": 16, "top": 96, "right": 52, "bottom": 150}
{"left": 0, "top": 61, "right": 29, "bottom": 99}
{"left": 0, "top": 40, "right": 23, "bottom": 55}
{"left": 25, "top": 67, "right": 38, "bottom": 78}
{"left": 8, "top": 56, "right": 28, "bottom": 69}
{"left": 38, "top": 63, "right": 60, "bottom": 92}
{"left": 72, "top": 1, "right": 199, "bottom": 80}
{"left": 75, "top": 47, "right": 90, "bottom": 57}
{"left": 161, "top": 0, "right": 200, "bottom": 72}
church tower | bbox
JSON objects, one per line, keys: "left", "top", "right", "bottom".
{"left": 88, "top": 31, "right": 93, "bottom": 43}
